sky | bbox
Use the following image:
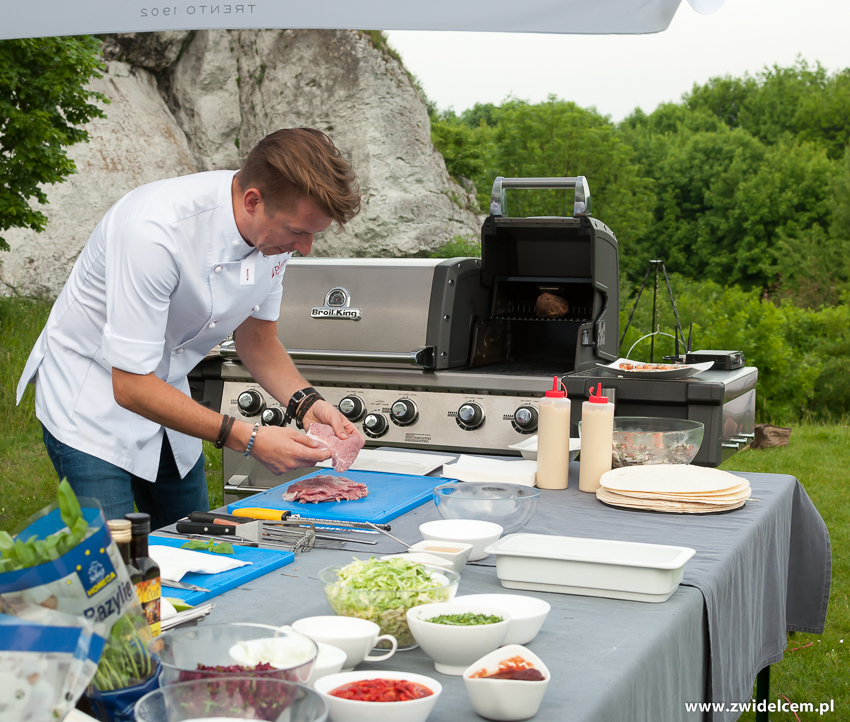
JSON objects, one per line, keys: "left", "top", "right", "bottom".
{"left": 385, "top": 0, "right": 850, "bottom": 123}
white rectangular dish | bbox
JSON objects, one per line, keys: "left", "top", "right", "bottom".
{"left": 484, "top": 533, "right": 695, "bottom": 603}
{"left": 507, "top": 436, "right": 581, "bottom": 462}
{"left": 316, "top": 449, "right": 455, "bottom": 476}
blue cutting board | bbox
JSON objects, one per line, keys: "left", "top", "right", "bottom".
{"left": 150, "top": 536, "right": 294, "bottom": 606}
{"left": 226, "top": 469, "right": 457, "bottom": 524}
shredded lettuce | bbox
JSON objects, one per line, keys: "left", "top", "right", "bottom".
{"left": 324, "top": 558, "right": 454, "bottom": 648}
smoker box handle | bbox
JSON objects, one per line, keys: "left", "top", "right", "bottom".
{"left": 490, "top": 176, "right": 591, "bottom": 218}
{"left": 287, "top": 347, "right": 436, "bottom": 368}
{"left": 224, "top": 474, "right": 268, "bottom": 496}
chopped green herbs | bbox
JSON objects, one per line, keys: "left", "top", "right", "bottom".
{"left": 426, "top": 613, "right": 503, "bottom": 626}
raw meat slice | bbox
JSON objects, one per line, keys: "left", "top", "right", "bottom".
{"left": 306, "top": 423, "right": 366, "bottom": 472}
{"left": 283, "top": 475, "right": 369, "bottom": 504}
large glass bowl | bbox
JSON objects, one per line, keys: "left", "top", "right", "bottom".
{"left": 318, "top": 564, "right": 460, "bottom": 650}
{"left": 151, "top": 622, "right": 318, "bottom": 686}
{"left": 135, "top": 677, "right": 327, "bottom": 722}
{"left": 578, "top": 416, "right": 704, "bottom": 468}
{"left": 432, "top": 482, "right": 540, "bottom": 534}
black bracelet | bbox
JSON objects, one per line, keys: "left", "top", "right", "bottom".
{"left": 214, "top": 414, "right": 235, "bottom": 449}
{"left": 295, "top": 394, "right": 323, "bottom": 430}
{"left": 285, "top": 387, "right": 321, "bottom": 426}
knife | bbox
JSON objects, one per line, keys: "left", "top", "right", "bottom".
{"left": 231, "top": 508, "right": 392, "bottom": 531}
{"left": 161, "top": 578, "right": 211, "bottom": 593}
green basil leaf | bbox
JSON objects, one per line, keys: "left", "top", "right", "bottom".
{"left": 180, "top": 540, "right": 210, "bottom": 551}
{"left": 57, "top": 478, "right": 83, "bottom": 531}
{"left": 210, "top": 542, "right": 234, "bottom": 555}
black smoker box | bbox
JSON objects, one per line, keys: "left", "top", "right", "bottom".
{"left": 188, "top": 176, "right": 757, "bottom": 501}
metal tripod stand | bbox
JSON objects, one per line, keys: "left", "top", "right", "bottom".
{"left": 619, "top": 260, "right": 692, "bottom": 363}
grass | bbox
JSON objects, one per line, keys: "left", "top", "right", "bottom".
{"left": 1, "top": 296, "right": 848, "bottom": 718}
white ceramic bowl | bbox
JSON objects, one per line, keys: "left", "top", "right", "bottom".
{"left": 453, "top": 593, "right": 550, "bottom": 645}
{"left": 379, "top": 552, "right": 456, "bottom": 572}
{"left": 407, "top": 540, "right": 473, "bottom": 574}
{"left": 463, "top": 644, "right": 551, "bottom": 721}
{"left": 314, "top": 670, "right": 442, "bottom": 722}
{"left": 406, "top": 601, "right": 511, "bottom": 675}
{"left": 306, "top": 643, "right": 348, "bottom": 688}
{"left": 419, "top": 519, "right": 504, "bottom": 562}
{"left": 291, "top": 616, "right": 398, "bottom": 671}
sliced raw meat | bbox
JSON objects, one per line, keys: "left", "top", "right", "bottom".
{"left": 306, "top": 423, "right": 366, "bottom": 472}
{"left": 283, "top": 475, "right": 369, "bottom": 504}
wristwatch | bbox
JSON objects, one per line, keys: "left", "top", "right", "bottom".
{"left": 284, "top": 387, "right": 321, "bottom": 426}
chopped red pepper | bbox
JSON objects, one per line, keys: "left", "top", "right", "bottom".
{"left": 470, "top": 655, "right": 545, "bottom": 681}
{"left": 329, "top": 678, "right": 433, "bottom": 702}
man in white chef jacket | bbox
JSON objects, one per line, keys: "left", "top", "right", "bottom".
{"left": 16, "top": 128, "right": 362, "bottom": 528}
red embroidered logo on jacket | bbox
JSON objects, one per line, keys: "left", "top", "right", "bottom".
{"left": 272, "top": 258, "right": 288, "bottom": 278}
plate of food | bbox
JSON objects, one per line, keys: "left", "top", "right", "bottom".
{"left": 596, "top": 358, "right": 714, "bottom": 379}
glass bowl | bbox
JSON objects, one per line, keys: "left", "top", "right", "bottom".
{"left": 318, "top": 562, "right": 460, "bottom": 650}
{"left": 151, "top": 622, "right": 318, "bottom": 686}
{"left": 432, "top": 482, "right": 540, "bottom": 534}
{"left": 578, "top": 416, "right": 704, "bottom": 468}
{"left": 135, "top": 677, "right": 328, "bottom": 722}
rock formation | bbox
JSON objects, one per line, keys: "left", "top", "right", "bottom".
{"left": 1, "top": 30, "right": 481, "bottom": 297}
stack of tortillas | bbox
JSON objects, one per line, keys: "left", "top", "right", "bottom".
{"left": 597, "top": 465, "right": 750, "bottom": 514}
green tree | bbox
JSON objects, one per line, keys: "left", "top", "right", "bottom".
{"left": 0, "top": 36, "right": 107, "bottom": 250}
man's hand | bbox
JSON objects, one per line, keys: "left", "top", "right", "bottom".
{"left": 302, "top": 399, "right": 359, "bottom": 440}
{"left": 248, "top": 425, "right": 332, "bottom": 475}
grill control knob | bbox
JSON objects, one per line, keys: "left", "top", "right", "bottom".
{"left": 237, "top": 390, "right": 265, "bottom": 416}
{"left": 338, "top": 395, "right": 365, "bottom": 422}
{"left": 512, "top": 405, "right": 539, "bottom": 434}
{"left": 363, "top": 412, "right": 389, "bottom": 438}
{"left": 390, "top": 399, "right": 418, "bottom": 426}
{"left": 261, "top": 407, "right": 286, "bottom": 427}
{"left": 456, "top": 402, "right": 485, "bottom": 431}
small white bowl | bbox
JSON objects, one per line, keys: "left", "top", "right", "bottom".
{"left": 407, "top": 540, "right": 473, "bottom": 574}
{"left": 380, "top": 552, "right": 456, "bottom": 572}
{"left": 306, "top": 642, "right": 348, "bottom": 688}
{"left": 314, "top": 669, "right": 442, "bottom": 722}
{"left": 463, "top": 644, "right": 551, "bottom": 721}
{"left": 453, "top": 593, "right": 550, "bottom": 645}
{"left": 406, "top": 601, "right": 511, "bottom": 676}
{"left": 419, "top": 519, "right": 503, "bottom": 562}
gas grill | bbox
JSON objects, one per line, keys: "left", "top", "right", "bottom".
{"left": 189, "top": 177, "right": 757, "bottom": 502}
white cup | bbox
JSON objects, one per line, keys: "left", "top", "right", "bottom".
{"left": 291, "top": 616, "right": 398, "bottom": 671}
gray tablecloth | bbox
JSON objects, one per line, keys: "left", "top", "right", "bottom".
{"left": 195, "top": 464, "right": 830, "bottom": 722}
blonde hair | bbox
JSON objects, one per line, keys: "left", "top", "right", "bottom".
{"left": 237, "top": 128, "right": 360, "bottom": 229}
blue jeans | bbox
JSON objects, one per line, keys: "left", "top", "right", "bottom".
{"left": 42, "top": 425, "right": 209, "bottom": 529}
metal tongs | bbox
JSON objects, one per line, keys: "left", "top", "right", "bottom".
{"left": 175, "top": 512, "right": 380, "bottom": 552}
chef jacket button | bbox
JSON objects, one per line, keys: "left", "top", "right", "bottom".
{"left": 176, "top": 348, "right": 184, "bottom": 354}
{"left": 214, "top": 265, "right": 223, "bottom": 273}
{"left": 252, "top": 304, "right": 261, "bottom": 312}
{"left": 232, "top": 239, "right": 241, "bottom": 247}
{"left": 208, "top": 321, "right": 217, "bottom": 329}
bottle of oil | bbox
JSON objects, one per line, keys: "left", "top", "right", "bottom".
{"left": 124, "top": 513, "right": 161, "bottom": 637}
{"left": 106, "top": 519, "right": 134, "bottom": 568}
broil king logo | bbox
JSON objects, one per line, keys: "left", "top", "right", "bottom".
{"left": 311, "top": 287, "right": 361, "bottom": 321}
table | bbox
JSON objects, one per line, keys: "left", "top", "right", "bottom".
{"left": 192, "top": 464, "right": 830, "bottom": 722}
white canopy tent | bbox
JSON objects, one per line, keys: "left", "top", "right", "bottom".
{"left": 2, "top": 0, "right": 723, "bottom": 40}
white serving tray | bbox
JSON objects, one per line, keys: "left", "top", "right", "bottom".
{"left": 315, "top": 449, "right": 455, "bottom": 476}
{"left": 484, "top": 533, "right": 695, "bottom": 603}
